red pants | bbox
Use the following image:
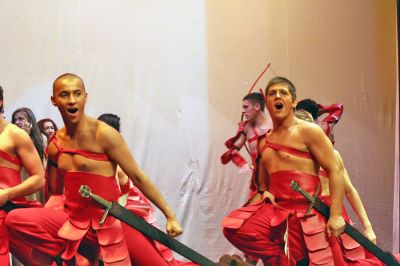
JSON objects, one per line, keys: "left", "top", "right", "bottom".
{"left": 224, "top": 203, "right": 386, "bottom": 266}
{"left": 0, "top": 211, "right": 10, "bottom": 266}
{"left": 6, "top": 207, "right": 188, "bottom": 266}
{"left": 224, "top": 204, "right": 294, "bottom": 265}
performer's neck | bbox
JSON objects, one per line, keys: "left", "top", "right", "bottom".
{"left": 64, "top": 115, "right": 88, "bottom": 136}
{"left": 251, "top": 112, "right": 267, "bottom": 127}
{"left": 271, "top": 114, "right": 296, "bottom": 132}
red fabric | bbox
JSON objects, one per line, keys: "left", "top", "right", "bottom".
{"left": 48, "top": 135, "right": 111, "bottom": 163}
{"left": 320, "top": 195, "right": 386, "bottom": 265}
{"left": 222, "top": 169, "right": 387, "bottom": 265}
{"left": 119, "top": 180, "right": 131, "bottom": 194}
{"left": 124, "top": 186, "right": 193, "bottom": 264}
{"left": 6, "top": 170, "right": 197, "bottom": 265}
{"left": 260, "top": 133, "right": 313, "bottom": 160}
{"left": 261, "top": 141, "right": 313, "bottom": 160}
{"left": 220, "top": 121, "right": 248, "bottom": 165}
{"left": 56, "top": 171, "right": 130, "bottom": 264}
{"left": 0, "top": 149, "right": 21, "bottom": 166}
{"left": 0, "top": 211, "right": 10, "bottom": 266}
{"left": 223, "top": 170, "right": 323, "bottom": 264}
{"left": 0, "top": 164, "right": 42, "bottom": 266}
{"left": 223, "top": 203, "right": 290, "bottom": 265}
{"left": 222, "top": 202, "right": 265, "bottom": 229}
{"left": 269, "top": 171, "right": 320, "bottom": 205}
{"left": 223, "top": 121, "right": 248, "bottom": 150}
{"left": 30, "top": 137, "right": 197, "bottom": 265}
{"left": 0, "top": 167, "right": 26, "bottom": 190}
{"left": 220, "top": 148, "right": 246, "bottom": 166}
{"left": 318, "top": 103, "right": 344, "bottom": 124}
{"left": 6, "top": 206, "right": 197, "bottom": 265}
{"left": 318, "top": 103, "right": 344, "bottom": 144}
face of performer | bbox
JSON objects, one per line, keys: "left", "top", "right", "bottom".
{"left": 242, "top": 100, "right": 260, "bottom": 121}
{"left": 13, "top": 111, "right": 32, "bottom": 133}
{"left": 43, "top": 121, "right": 56, "bottom": 138}
{"left": 51, "top": 76, "right": 87, "bottom": 125}
{"left": 266, "top": 83, "right": 297, "bottom": 120}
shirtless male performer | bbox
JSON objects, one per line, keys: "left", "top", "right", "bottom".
{"left": 6, "top": 74, "right": 185, "bottom": 266}
{"left": 0, "top": 86, "right": 44, "bottom": 266}
{"left": 221, "top": 92, "right": 270, "bottom": 195}
{"left": 220, "top": 92, "right": 270, "bottom": 265}
{"left": 223, "top": 77, "right": 346, "bottom": 265}
{"left": 293, "top": 109, "right": 388, "bottom": 265}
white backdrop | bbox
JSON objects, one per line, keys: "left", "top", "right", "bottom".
{"left": 0, "top": 0, "right": 397, "bottom": 262}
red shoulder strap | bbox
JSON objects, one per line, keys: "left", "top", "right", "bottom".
{"left": 61, "top": 149, "right": 110, "bottom": 161}
{"left": 48, "top": 135, "right": 63, "bottom": 163}
{"left": 260, "top": 132, "right": 313, "bottom": 160}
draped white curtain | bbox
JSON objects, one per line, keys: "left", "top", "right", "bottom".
{"left": 0, "top": 0, "right": 397, "bottom": 261}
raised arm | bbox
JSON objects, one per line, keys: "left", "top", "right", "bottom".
{"left": 0, "top": 127, "right": 45, "bottom": 206}
{"left": 304, "top": 124, "right": 345, "bottom": 237}
{"left": 101, "top": 126, "right": 181, "bottom": 237}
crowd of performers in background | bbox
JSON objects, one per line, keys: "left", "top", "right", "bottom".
{"left": 0, "top": 72, "right": 398, "bottom": 266}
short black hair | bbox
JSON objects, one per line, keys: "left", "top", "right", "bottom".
{"left": 242, "top": 92, "right": 265, "bottom": 111}
{"left": 296, "top": 99, "right": 319, "bottom": 120}
{"left": 98, "top": 113, "right": 121, "bottom": 132}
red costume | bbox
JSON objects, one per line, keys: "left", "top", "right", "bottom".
{"left": 0, "top": 149, "right": 42, "bottom": 266}
{"left": 221, "top": 120, "right": 268, "bottom": 264}
{"left": 318, "top": 103, "right": 343, "bottom": 144}
{"left": 221, "top": 121, "right": 252, "bottom": 168}
{"left": 221, "top": 120, "right": 267, "bottom": 196}
{"left": 222, "top": 136, "right": 384, "bottom": 266}
{"left": 122, "top": 183, "right": 195, "bottom": 264}
{"left": 6, "top": 137, "right": 194, "bottom": 266}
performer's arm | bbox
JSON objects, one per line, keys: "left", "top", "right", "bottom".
{"left": 336, "top": 152, "right": 376, "bottom": 243}
{"left": 221, "top": 133, "right": 248, "bottom": 167}
{"left": 247, "top": 139, "right": 275, "bottom": 205}
{"left": 304, "top": 124, "right": 345, "bottom": 237}
{"left": 0, "top": 127, "right": 45, "bottom": 206}
{"left": 41, "top": 139, "right": 65, "bottom": 209}
{"left": 46, "top": 141, "right": 64, "bottom": 196}
{"left": 221, "top": 122, "right": 252, "bottom": 169}
{"left": 101, "top": 126, "right": 182, "bottom": 237}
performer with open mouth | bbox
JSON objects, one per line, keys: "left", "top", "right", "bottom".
{"left": 222, "top": 76, "right": 390, "bottom": 265}
{"left": 5, "top": 73, "right": 191, "bottom": 266}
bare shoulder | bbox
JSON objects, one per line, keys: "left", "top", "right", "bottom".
{"left": 7, "top": 123, "right": 30, "bottom": 143}
{"left": 297, "top": 119, "right": 325, "bottom": 137}
{"left": 95, "top": 119, "right": 122, "bottom": 146}
{"left": 96, "top": 119, "right": 119, "bottom": 136}
{"left": 242, "top": 121, "right": 252, "bottom": 133}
